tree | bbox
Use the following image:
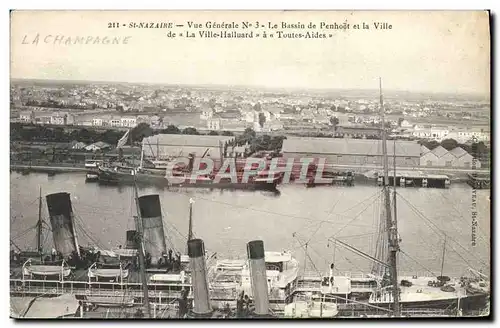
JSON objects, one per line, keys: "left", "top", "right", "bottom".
{"left": 221, "top": 131, "right": 234, "bottom": 136}
{"left": 131, "top": 123, "right": 153, "bottom": 142}
{"left": 440, "top": 138, "right": 458, "bottom": 151}
{"left": 208, "top": 131, "right": 219, "bottom": 136}
{"left": 398, "top": 118, "right": 405, "bottom": 127}
{"left": 161, "top": 125, "right": 181, "bottom": 134}
{"left": 330, "top": 116, "right": 339, "bottom": 130}
{"left": 182, "top": 127, "right": 199, "bottom": 135}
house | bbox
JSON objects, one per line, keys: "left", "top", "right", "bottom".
{"left": 92, "top": 118, "right": 104, "bottom": 126}
{"left": 207, "top": 118, "right": 222, "bottom": 131}
{"left": 85, "top": 141, "right": 112, "bottom": 152}
{"left": 121, "top": 116, "right": 137, "bottom": 128}
{"left": 19, "top": 110, "right": 33, "bottom": 122}
{"left": 50, "top": 113, "right": 68, "bottom": 125}
{"left": 71, "top": 141, "right": 87, "bottom": 150}
{"left": 200, "top": 110, "right": 214, "bottom": 120}
{"left": 400, "top": 119, "right": 412, "bottom": 128}
{"left": 109, "top": 118, "right": 121, "bottom": 127}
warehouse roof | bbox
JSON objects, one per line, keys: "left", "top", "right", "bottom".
{"left": 420, "top": 145, "right": 430, "bottom": 155}
{"left": 431, "top": 146, "right": 449, "bottom": 158}
{"left": 281, "top": 137, "right": 421, "bottom": 157}
{"left": 141, "top": 134, "right": 235, "bottom": 159}
{"left": 449, "top": 147, "right": 468, "bottom": 158}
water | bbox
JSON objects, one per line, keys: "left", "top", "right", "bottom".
{"left": 10, "top": 172, "right": 490, "bottom": 277}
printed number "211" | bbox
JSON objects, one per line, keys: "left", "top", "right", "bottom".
{"left": 108, "top": 22, "right": 120, "bottom": 28}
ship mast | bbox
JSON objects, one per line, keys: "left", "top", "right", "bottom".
{"left": 440, "top": 236, "right": 447, "bottom": 278}
{"left": 379, "top": 78, "right": 400, "bottom": 316}
{"left": 187, "top": 198, "right": 194, "bottom": 241}
{"left": 393, "top": 140, "right": 398, "bottom": 232}
{"left": 36, "top": 186, "right": 43, "bottom": 254}
{"left": 132, "top": 173, "right": 152, "bottom": 318}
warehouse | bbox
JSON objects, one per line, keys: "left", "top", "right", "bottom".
{"left": 281, "top": 137, "right": 421, "bottom": 167}
{"left": 450, "top": 147, "right": 481, "bottom": 168}
{"left": 141, "top": 134, "right": 235, "bottom": 160}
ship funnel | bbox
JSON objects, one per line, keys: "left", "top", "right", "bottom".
{"left": 125, "top": 230, "right": 138, "bottom": 249}
{"left": 46, "top": 192, "right": 79, "bottom": 258}
{"left": 187, "top": 238, "right": 212, "bottom": 316}
{"left": 138, "top": 195, "right": 167, "bottom": 265}
{"left": 247, "top": 240, "right": 270, "bottom": 316}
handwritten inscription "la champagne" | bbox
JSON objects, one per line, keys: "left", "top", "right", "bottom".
{"left": 21, "top": 33, "right": 131, "bottom": 45}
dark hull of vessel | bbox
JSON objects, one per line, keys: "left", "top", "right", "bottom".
{"left": 368, "top": 293, "right": 489, "bottom": 314}
{"left": 97, "top": 168, "right": 280, "bottom": 192}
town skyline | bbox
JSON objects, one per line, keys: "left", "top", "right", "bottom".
{"left": 10, "top": 77, "right": 491, "bottom": 99}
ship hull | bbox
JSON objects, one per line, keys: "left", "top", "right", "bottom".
{"left": 369, "top": 293, "right": 489, "bottom": 313}
{"left": 97, "top": 168, "right": 280, "bottom": 192}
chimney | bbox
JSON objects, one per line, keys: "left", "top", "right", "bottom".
{"left": 46, "top": 192, "right": 78, "bottom": 258}
{"left": 247, "top": 240, "right": 270, "bottom": 316}
{"left": 187, "top": 239, "right": 212, "bottom": 316}
{"left": 138, "top": 195, "right": 167, "bottom": 265}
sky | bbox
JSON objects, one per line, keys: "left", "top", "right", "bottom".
{"left": 10, "top": 10, "right": 490, "bottom": 94}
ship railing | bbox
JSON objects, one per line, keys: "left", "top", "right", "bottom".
{"left": 400, "top": 308, "right": 450, "bottom": 317}
{"left": 301, "top": 271, "right": 323, "bottom": 280}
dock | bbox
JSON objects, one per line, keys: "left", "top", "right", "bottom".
{"left": 377, "top": 171, "right": 450, "bottom": 188}
{"left": 467, "top": 173, "right": 490, "bottom": 189}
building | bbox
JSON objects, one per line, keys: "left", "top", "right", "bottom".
{"left": 85, "top": 141, "right": 111, "bottom": 152}
{"left": 50, "top": 112, "right": 72, "bottom": 125}
{"left": 109, "top": 118, "right": 121, "bottom": 127}
{"left": 71, "top": 141, "right": 87, "bottom": 150}
{"left": 447, "top": 128, "right": 490, "bottom": 143}
{"left": 334, "top": 125, "right": 381, "bottom": 138}
{"left": 200, "top": 110, "right": 214, "bottom": 120}
{"left": 420, "top": 148, "right": 439, "bottom": 166}
{"left": 19, "top": 110, "right": 33, "bottom": 122}
{"left": 412, "top": 126, "right": 449, "bottom": 142}
{"left": 450, "top": 147, "right": 481, "bottom": 168}
{"left": 207, "top": 118, "right": 222, "bottom": 131}
{"left": 431, "top": 146, "right": 456, "bottom": 167}
{"left": 92, "top": 118, "right": 104, "bottom": 126}
{"left": 281, "top": 138, "right": 421, "bottom": 167}
{"left": 120, "top": 116, "right": 137, "bottom": 128}
{"left": 33, "top": 112, "right": 52, "bottom": 125}
{"left": 141, "top": 134, "right": 236, "bottom": 160}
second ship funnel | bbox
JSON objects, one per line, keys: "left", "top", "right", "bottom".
{"left": 138, "top": 194, "right": 167, "bottom": 265}
{"left": 247, "top": 240, "right": 270, "bottom": 316}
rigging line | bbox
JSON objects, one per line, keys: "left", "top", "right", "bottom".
{"left": 438, "top": 192, "right": 490, "bottom": 246}
{"left": 399, "top": 249, "right": 437, "bottom": 277}
{"left": 186, "top": 193, "right": 380, "bottom": 229}
{"left": 11, "top": 224, "right": 39, "bottom": 240}
{"left": 398, "top": 191, "right": 489, "bottom": 264}
{"left": 332, "top": 191, "right": 383, "bottom": 238}
{"left": 291, "top": 231, "right": 381, "bottom": 253}
{"left": 336, "top": 189, "right": 384, "bottom": 215}
{"left": 397, "top": 193, "right": 488, "bottom": 268}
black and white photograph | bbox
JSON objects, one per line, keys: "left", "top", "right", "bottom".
{"left": 8, "top": 10, "right": 491, "bottom": 319}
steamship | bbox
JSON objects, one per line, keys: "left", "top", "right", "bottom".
{"left": 9, "top": 189, "right": 300, "bottom": 317}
